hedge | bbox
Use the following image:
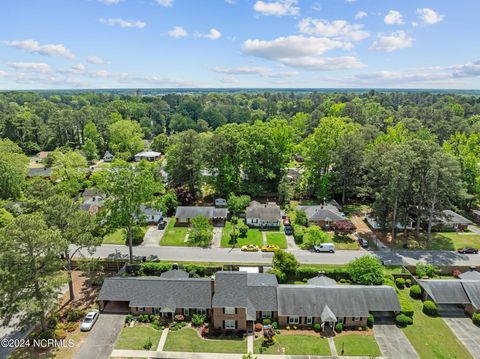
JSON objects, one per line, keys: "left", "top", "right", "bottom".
{"left": 422, "top": 300, "right": 437, "bottom": 316}
{"left": 398, "top": 294, "right": 414, "bottom": 318}
{"left": 409, "top": 285, "right": 422, "bottom": 299}
{"left": 367, "top": 314, "right": 374, "bottom": 328}
{"left": 395, "top": 277, "right": 405, "bottom": 289}
{"left": 395, "top": 313, "right": 413, "bottom": 327}
{"left": 335, "top": 323, "right": 343, "bottom": 333}
{"left": 294, "top": 266, "right": 348, "bottom": 281}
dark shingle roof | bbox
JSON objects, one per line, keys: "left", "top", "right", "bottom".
{"left": 160, "top": 269, "right": 189, "bottom": 279}
{"left": 462, "top": 281, "right": 480, "bottom": 309}
{"left": 28, "top": 167, "right": 52, "bottom": 177}
{"left": 246, "top": 202, "right": 281, "bottom": 222}
{"left": 175, "top": 206, "right": 228, "bottom": 219}
{"left": 277, "top": 285, "right": 400, "bottom": 317}
{"left": 307, "top": 276, "right": 337, "bottom": 286}
{"left": 439, "top": 210, "right": 472, "bottom": 225}
{"left": 297, "top": 205, "right": 345, "bottom": 222}
{"left": 418, "top": 280, "right": 471, "bottom": 304}
{"left": 99, "top": 277, "right": 212, "bottom": 308}
{"left": 459, "top": 270, "right": 480, "bottom": 281}
{"left": 212, "top": 272, "right": 278, "bottom": 311}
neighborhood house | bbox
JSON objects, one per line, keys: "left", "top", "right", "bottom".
{"left": 297, "top": 203, "right": 352, "bottom": 230}
{"left": 175, "top": 206, "right": 228, "bottom": 226}
{"left": 134, "top": 151, "right": 161, "bottom": 162}
{"left": 434, "top": 210, "right": 472, "bottom": 231}
{"left": 245, "top": 201, "right": 281, "bottom": 228}
{"left": 99, "top": 270, "right": 401, "bottom": 332}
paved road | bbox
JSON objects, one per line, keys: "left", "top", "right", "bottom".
{"left": 0, "top": 320, "right": 31, "bottom": 359}
{"left": 75, "top": 313, "right": 125, "bottom": 359}
{"left": 73, "top": 243, "right": 480, "bottom": 267}
{"left": 439, "top": 306, "right": 480, "bottom": 359}
{"left": 374, "top": 318, "right": 419, "bottom": 359}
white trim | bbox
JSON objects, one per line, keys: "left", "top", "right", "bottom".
{"left": 338, "top": 317, "right": 344, "bottom": 324}
{"left": 196, "top": 308, "right": 206, "bottom": 315}
{"left": 288, "top": 316, "right": 299, "bottom": 324}
{"left": 184, "top": 308, "right": 190, "bottom": 316}
{"left": 137, "top": 307, "right": 145, "bottom": 312}
{"left": 224, "top": 320, "right": 236, "bottom": 329}
{"left": 306, "top": 316, "right": 313, "bottom": 325}
{"left": 261, "top": 311, "right": 272, "bottom": 318}
{"left": 353, "top": 317, "right": 361, "bottom": 322}
{"left": 224, "top": 307, "right": 235, "bottom": 315}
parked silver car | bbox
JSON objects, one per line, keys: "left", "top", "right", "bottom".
{"left": 80, "top": 309, "right": 99, "bottom": 331}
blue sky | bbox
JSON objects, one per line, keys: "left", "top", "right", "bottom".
{"left": 0, "top": 0, "right": 479, "bottom": 89}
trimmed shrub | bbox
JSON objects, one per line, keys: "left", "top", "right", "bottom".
{"left": 125, "top": 314, "right": 134, "bottom": 323}
{"left": 238, "top": 224, "right": 248, "bottom": 237}
{"left": 131, "top": 226, "right": 147, "bottom": 246}
{"left": 65, "top": 308, "right": 84, "bottom": 323}
{"left": 335, "top": 323, "right": 343, "bottom": 333}
{"left": 143, "top": 337, "right": 153, "bottom": 350}
{"left": 395, "top": 314, "right": 413, "bottom": 327}
{"left": 271, "top": 321, "right": 278, "bottom": 329}
{"left": 410, "top": 285, "right": 422, "bottom": 299}
{"left": 395, "top": 277, "right": 405, "bottom": 289}
{"left": 399, "top": 295, "right": 414, "bottom": 318}
{"left": 191, "top": 314, "right": 206, "bottom": 326}
{"left": 472, "top": 313, "right": 480, "bottom": 327}
{"left": 367, "top": 314, "right": 374, "bottom": 328}
{"left": 262, "top": 318, "right": 271, "bottom": 325}
{"left": 313, "top": 323, "right": 321, "bottom": 332}
{"left": 423, "top": 300, "right": 437, "bottom": 316}
{"left": 405, "top": 279, "right": 412, "bottom": 287}
{"left": 358, "top": 326, "right": 363, "bottom": 331}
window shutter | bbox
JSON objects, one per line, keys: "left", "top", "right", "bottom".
{"left": 223, "top": 308, "right": 225, "bottom": 314}
{"left": 235, "top": 320, "right": 237, "bottom": 329}
{"left": 235, "top": 308, "right": 237, "bottom": 314}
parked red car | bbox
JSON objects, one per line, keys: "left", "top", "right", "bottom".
{"left": 457, "top": 247, "right": 479, "bottom": 254}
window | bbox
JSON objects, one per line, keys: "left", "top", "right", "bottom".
{"left": 137, "top": 307, "right": 145, "bottom": 312}
{"left": 288, "top": 316, "right": 299, "bottom": 324}
{"left": 305, "top": 316, "right": 313, "bottom": 325}
{"left": 196, "top": 308, "right": 206, "bottom": 315}
{"left": 337, "top": 317, "right": 344, "bottom": 324}
{"left": 261, "top": 311, "right": 272, "bottom": 318}
{"left": 184, "top": 308, "right": 190, "bottom": 316}
{"left": 353, "top": 317, "right": 361, "bottom": 322}
{"left": 224, "top": 320, "right": 236, "bottom": 329}
{"left": 224, "top": 307, "right": 235, "bottom": 315}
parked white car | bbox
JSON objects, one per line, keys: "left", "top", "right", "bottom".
{"left": 80, "top": 309, "right": 99, "bottom": 331}
{"left": 314, "top": 243, "right": 335, "bottom": 253}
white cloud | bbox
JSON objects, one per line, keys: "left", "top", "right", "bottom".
{"left": 71, "top": 63, "right": 85, "bottom": 72}
{"left": 355, "top": 11, "right": 367, "bottom": 20}
{"left": 370, "top": 31, "right": 413, "bottom": 52}
{"left": 225, "top": 0, "right": 236, "bottom": 4}
{"left": 156, "top": 0, "right": 173, "bottom": 7}
{"left": 417, "top": 8, "right": 444, "bottom": 25}
{"left": 219, "top": 76, "right": 239, "bottom": 84}
{"left": 298, "top": 18, "right": 369, "bottom": 41}
{"left": 213, "top": 66, "right": 298, "bottom": 77}
{"left": 0, "top": 70, "right": 6, "bottom": 78}
{"left": 345, "top": 0, "right": 357, "bottom": 3}
{"left": 384, "top": 10, "right": 404, "bottom": 25}
{"left": 3, "top": 39, "right": 74, "bottom": 59}
{"left": 99, "top": 18, "right": 146, "bottom": 28}
{"left": 7, "top": 62, "right": 52, "bottom": 73}
{"left": 198, "top": 28, "right": 222, "bottom": 40}
{"left": 168, "top": 26, "right": 188, "bottom": 38}
{"left": 98, "top": 0, "right": 124, "bottom": 4}
{"left": 87, "top": 55, "right": 109, "bottom": 64}
{"left": 279, "top": 56, "right": 363, "bottom": 70}
{"left": 253, "top": 0, "right": 299, "bottom": 17}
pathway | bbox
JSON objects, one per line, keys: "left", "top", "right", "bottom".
{"left": 285, "top": 234, "right": 299, "bottom": 250}
{"left": 327, "top": 337, "right": 337, "bottom": 356}
{"left": 262, "top": 231, "right": 267, "bottom": 245}
{"left": 157, "top": 328, "right": 169, "bottom": 352}
{"left": 142, "top": 226, "right": 161, "bottom": 247}
{"left": 212, "top": 227, "right": 223, "bottom": 248}
{"left": 247, "top": 333, "right": 254, "bottom": 354}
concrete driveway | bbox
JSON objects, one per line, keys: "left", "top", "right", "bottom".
{"left": 440, "top": 307, "right": 480, "bottom": 359}
{"left": 374, "top": 318, "right": 419, "bottom": 359}
{"left": 211, "top": 227, "right": 223, "bottom": 248}
{"left": 75, "top": 313, "right": 125, "bottom": 359}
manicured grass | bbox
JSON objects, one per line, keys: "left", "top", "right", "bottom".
{"left": 393, "top": 232, "right": 480, "bottom": 250}
{"left": 334, "top": 334, "right": 381, "bottom": 357}
{"left": 115, "top": 326, "right": 162, "bottom": 350}
{"left": 163, "top": 328, "right": 246, "bottom": 353}
{"left": 266, "top": 232, "right": 288, "bottom": 248}
{"left": 103, "top": 228, "right": 126, "bottom": 244}
{"left": 221, "top": 220, "right": 263, "bottom": 247}
{"left": 161, "top": 218, "right": 188, "bottom": 246}
{"left": 400, "top": 289, "right": 472, "bottom": 359}
{"left": 254, "top": 334, "right": 330, "bottom": 355}
{"left": 328, "top": 233, "right": 360, "bottom": 250}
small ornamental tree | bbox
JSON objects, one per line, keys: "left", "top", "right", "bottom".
{"left": 188, "top": 215, "right": 213, "bottom": 247}
{"left": 303, "top": 225, "right": 329, "bottom": 248}
{"left": 272, "top": 250, "right": 299, "bottom": 277}
{"left": 347, "top": 256, "right": 384, "bottom": 285}
{"left": 330, "top": 220, "right": 356, "bottom": 234}
{"left": 294, "top": 209, "right": 308, "bottom": 226}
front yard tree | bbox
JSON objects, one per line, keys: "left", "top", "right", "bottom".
{"left": 0, "top": 139, "right": 29, "bottom": 200}
{"left": 51, "top": 149, "right": 88, "bottom": 196}
{"left": 272, "top": 249, "right": 299, "bottom": 276}
{"left": 43, "top": 194, "right": 100, "bottom": 301}
{"left": 188, "top": 215, "right": 213, "bottom": 247}
{"left": 303, "top": 225, "right": 329, "bottom": 248}
{"left": 100, "top": 162, "right": 155, "bottom": 263}
{"left": 347, "top": 256, "right": 384, "bottom": 285}
{"left": 0, "top": 213, "right": 67, "bottom": 332}
{"left": 108, "top": 119, "right": 145, "bottom": 161}
{"left": 227, "top": 193, "right": 251, "bottom": 216}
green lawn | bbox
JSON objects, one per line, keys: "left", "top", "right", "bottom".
{"left": 254, "top": 334, "right": 330, "bottom": 355}
{"left": 266, "top": 232, "right": 288, "bottom": 248}
{"left": 114, "top": 326, "right": 162, "bottom": 350}
{"left": 163, "top": 328, "right": 246, "bottom": 353}
{"left": 334, "top": 334, "right": 381, "bottom": 357}
{"left": 328, "top": 233, "right": 360, "bottom": 250}
{"left": 103, "top": 228, "right": 126, "bottom": 244}
{"left": 161, "top": 218, "right": 188, "bottom": 246}
{"left": 401, "top": 289, "right": 472, "bottom": 359}
{"left": 221, "top": 220, "right": 263, "bottom": 247}
{"left": 393, "top": 232, "right": 480, "bottom": 250}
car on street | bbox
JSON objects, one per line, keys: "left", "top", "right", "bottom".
{"left": 284, "top": 226, "right": 293, "bottom": 235}
{"left": 80, "top": 310, "right": 99, "bottom": 331}
{"left": 314, "top": 243, "right": 335, "bottom": 253}
{"left": 261, "top": 245, "right": 279, "bottom": 252}
{"left": 157, "top": 220, "right": 167, "bottom": 230}
{"left": 356, "top": 235, "right": 369, "bottom": 248}
{"left": 457, "top": 247, "right": 479, "bottom": 254}
{"left": 241, "top": 244, "right": 259, "bottom": 252}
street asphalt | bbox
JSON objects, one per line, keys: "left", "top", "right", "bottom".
{"left": 72, "top": 244, "right": 480, "bottom": 267}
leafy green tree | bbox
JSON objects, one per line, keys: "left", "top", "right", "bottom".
{"left": 278, "top": 174, "right": 294, "bottom": 205}
{"left": 108, "top": 119, "right": 144, "bottom": 160}
{"left": 83, "top": 138, "right": 98, "bottom": 162}
{"left": 188, "top": 215, "right": 213, "bottom": 247}
{"left": 43, "top": 194, "right": 100, "bottom": 301}
{"left": 227, "top": 193, "right": 251, "bottom": 216}
{"left": 0, "top": 208, "right": 13, "bottom": 228}
{"left": 347, "top": 256, "right": 384, "bottom": 285}
{"left": 0, "top": 213, "right": 67, "bottom": 332}
{"left": 151, "top": 133, "right": 169, "bottom": 154}
{"left": 294, "top": 209, "right": 308, "bottom": 226}
{"left": 84, "top": 122, "right": 104, "bottom": 153}
{"left": 99, "top": 162, "right": 155, "bottom": 262}
{"left": 51, "top": 149, "right": 88, "bottom": 196}
{"left": 303, "top": 225, "right": 329, "bottom": 248}
{"left": 272, "top": 249, "right": 299, "bottom": 276}
{"left": 0, "top": 139, "right": 29, "bottom": 200}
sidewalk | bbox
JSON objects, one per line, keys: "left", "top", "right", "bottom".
{"left": 110, "top": 349, "right": 384, "bottom": 359}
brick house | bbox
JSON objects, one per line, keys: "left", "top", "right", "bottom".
{"left": 175, "top": 206, "right": 228, "bottom": 226}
